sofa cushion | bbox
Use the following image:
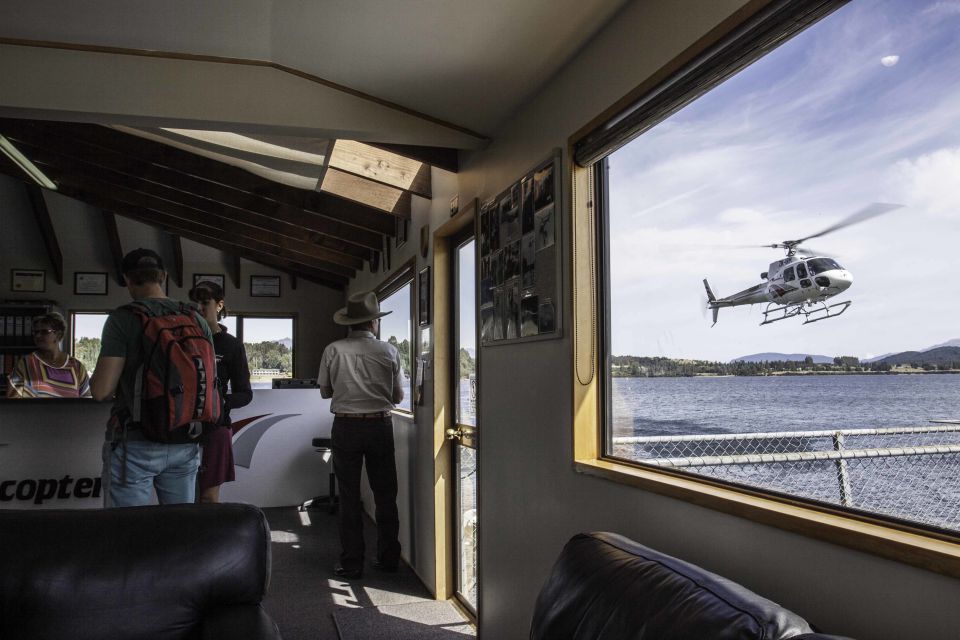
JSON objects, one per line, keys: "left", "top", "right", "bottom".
{"left": 531, "top": 532, "right": 822, "bottom": 640}
{"left": 0, "top": 503, "right": 272, "bottom": 640}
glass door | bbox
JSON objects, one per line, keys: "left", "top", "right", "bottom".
{"left": 452, "top": 235, "right": 478, "bottom": 613}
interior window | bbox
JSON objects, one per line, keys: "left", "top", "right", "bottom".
{"left": 70, "top": 312, "right": 109, "bottom": 373}
{"left": 601, "top": 0, "right": 960, "bottom": 533}
{"left": 379, "top": 282, "right": 413, "bottom": 413}
{"left": 234, "top": 315, "right": 295, "bottom": 389}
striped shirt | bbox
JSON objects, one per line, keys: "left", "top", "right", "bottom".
{"left": 5, "top": 352, "right": 91, "bottom": 398}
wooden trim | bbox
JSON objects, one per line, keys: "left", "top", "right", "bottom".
{"left": 575, "top": 458, "right": 960, "bottom": 578}
{"left": 368, "top": 143, "right": 459, "bottom": 174}
{"left": 430, "top": 201, "right": 478, "bottom": 600}
{"left": 23, "top": 184, "right": 63, "bottom": 285}
{"left": 0, "top": 37, "right": 489, "bottom": 144}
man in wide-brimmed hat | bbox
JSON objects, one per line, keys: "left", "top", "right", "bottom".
{"left": 318, "top": 291, "right": 404, "bottom": 579}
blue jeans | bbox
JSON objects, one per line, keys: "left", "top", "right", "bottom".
{"left": 102, "top": 439, "right": 200, "bottom": 508}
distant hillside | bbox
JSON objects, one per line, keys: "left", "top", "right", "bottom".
{"left": 877, "top": 346, "right": 960, "bottom": 366}
{"left": 277, "top": 337, "right": 293, "bottom": 349}
{"left": 731, "top": 353, "right": 833, "bottom": 364}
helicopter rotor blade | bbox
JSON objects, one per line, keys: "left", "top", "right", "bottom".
{"left": 791, "top": 202, "right": 903, "bottom": 245}
{"left": 794, "top": 246, "right": 834, "bottom": 258}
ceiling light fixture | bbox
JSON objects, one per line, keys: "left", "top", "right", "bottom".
{"left": 0, "top": 134, "right": 57, "bottom": 190}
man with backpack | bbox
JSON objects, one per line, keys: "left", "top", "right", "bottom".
{"left": 90, "top": 248, "right": 220, "bottom": 508}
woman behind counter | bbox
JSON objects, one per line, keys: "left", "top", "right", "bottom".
{"left": 189, "top": 281, "right": 252, "bottom": 503}
{"left": 6, "top": 312, "right": 90, "bottom": 399}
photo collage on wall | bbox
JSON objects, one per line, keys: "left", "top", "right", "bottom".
{"left": 478, "top": 153, "right": 559, "bottom": 345}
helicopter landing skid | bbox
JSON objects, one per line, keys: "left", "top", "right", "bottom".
{"left": 760, "top": 300, "right": 851, "bottom": 326}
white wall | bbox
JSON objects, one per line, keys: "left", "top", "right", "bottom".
{"left": 0, "top": 173, "right": 344, "bottom": 379}
{"left": 455, "top": 0, "right": 960, "bottom": 638}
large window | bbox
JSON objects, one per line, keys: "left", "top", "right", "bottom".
{"left": 599, "top": 0, "right": 960, "bottom": 534}
{"left": 379, "top": 276, "right": 413, "bottom": 413}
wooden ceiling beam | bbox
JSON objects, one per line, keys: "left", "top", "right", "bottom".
{"left": 23, "top": 184, "right": 63, "bottom": 285}
{"left": 228, "top": 253, "right": 241, "bottom": 290}
{"left": 170, "top": 234, "right": 184, "bottom": 288}
{"left": 45, "top": 178, "right": 356, "bottom": 279}
{"left": 5, "top": 119, "right": 398, "bottom": 236}
{"left": 366, "top": 142, "right": 459, "bottom": 174}
{"left": 2, "top": 136, "right": 366, "bottom": 271}
{"left": 0, "top": 121, "right": 379, "bottom": 257}
{"left": 101, "top": 211, "right": 125, "bottom": 286}
{"left": 330, "top": 140, "right": 431, "bottom": 199}
{"left": 36, "top": 161, "right": 362, "bottom": 274}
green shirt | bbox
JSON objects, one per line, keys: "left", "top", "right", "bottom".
{"left": 100, "top": 298, "right": 213, "bottom": 419}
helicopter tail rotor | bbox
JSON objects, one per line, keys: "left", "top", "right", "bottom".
{"left": 703, "top": 279, "right": 720, "bottom": 326}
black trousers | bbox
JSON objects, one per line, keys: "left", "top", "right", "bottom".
{"left": 331, "top": 416, "right": 401, "bottom": 571}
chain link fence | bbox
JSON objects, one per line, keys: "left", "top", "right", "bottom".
{"left": 612, "top": 422, "right": 960, "bottom": 532}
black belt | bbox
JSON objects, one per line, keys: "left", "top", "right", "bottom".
{"left": 335, "top": 412, "right": 390, "bottom": 419}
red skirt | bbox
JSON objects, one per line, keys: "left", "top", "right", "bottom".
{"left": 199, "top": 425, "right": 235, "bottom": 491}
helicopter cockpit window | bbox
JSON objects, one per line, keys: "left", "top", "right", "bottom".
{"left": 598, "top": 0, "right": 960, "bottom": 536}
{"left": 807, "top": 258, "right": 842, "bottom": 275}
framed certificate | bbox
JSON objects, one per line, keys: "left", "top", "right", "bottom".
{"left": 250, "top": 275, "right": 281, "bottom": 297}
{"left": 11, "top": 269, "right": 45, "bottom": 292}
{"left": 74, "top": 272, "right": 108, "bottom": 295}
{"left": 193, "top": 273, "right": 225, "bottom": 289}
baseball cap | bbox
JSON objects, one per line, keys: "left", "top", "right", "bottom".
{"left": 121, "top": 248, "right": 165, "bottom": 274}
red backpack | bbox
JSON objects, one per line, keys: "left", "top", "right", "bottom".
{"left": 123, "top": 301, "right": 222, "bottom": 443}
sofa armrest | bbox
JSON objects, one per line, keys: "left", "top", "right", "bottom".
{"left": 201, "top": 604, "right": 283, "bottom": 640}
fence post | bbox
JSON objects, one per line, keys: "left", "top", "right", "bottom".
{"left": 833, "top": 432, "right": 853, "bottom": 507}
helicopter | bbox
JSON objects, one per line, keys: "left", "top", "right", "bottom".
{"left": 704, "top": 203, "right": 903, "bottom": 326}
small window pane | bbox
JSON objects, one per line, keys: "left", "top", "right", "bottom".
{"left": 243, "top": 317, "right": 294, "bottom": 389}
{"left": 380, "top": 284, "right": 412, "bottom": 412}
{"left": 71, "top": 312, "right": 109, "bottom": 373}
{"left": 457, "top": 240, "right": 477, "bottom": 426}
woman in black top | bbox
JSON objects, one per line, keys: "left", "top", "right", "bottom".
{"left": 189, "top": 281, "right": 252, "bottom": 503}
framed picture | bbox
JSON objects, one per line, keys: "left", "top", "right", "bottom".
{"left": 418, "top": 266, "right": 431, "bottom": 326}
{"left": 250, "top": 275, "right": 281, "bottom": 297}
{"left": 193, "top": 273, "right": 225, "bottom": 289}
{"left": 74, "top": 272, "right": 108, "bottom": 295}
{"left": 395, "top": 216, "right": 410, "bottom": 248}
{"left": 11, "top": 269, "right": 45, "bottom": 293}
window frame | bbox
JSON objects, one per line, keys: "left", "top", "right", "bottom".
{"left": 569, "top": 0, "right": 960, "bottom": 578}
{"left": 375, "top": 258, "right": 417, "bottom": 416}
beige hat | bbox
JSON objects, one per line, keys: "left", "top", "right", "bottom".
{"left": 333, "top": 291, "right": 393, "bottom": 325}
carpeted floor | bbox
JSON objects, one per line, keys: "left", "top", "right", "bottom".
{"left": 261, "top": 505, "right": 472, "bottom": 640}
{"left": 334, "top": 600, "right": 475, "bottom": 639}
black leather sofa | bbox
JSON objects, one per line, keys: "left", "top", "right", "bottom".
{"left": 531, "top": 532, "right": 853, "bottom": 640}
{"left": 0, "top": 503, "right": 282, "bottom": 640}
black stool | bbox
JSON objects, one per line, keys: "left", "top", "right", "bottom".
{"left": 299, "top": 437, "right": 338, "bottom": 514}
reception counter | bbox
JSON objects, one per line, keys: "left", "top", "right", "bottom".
{"left": 0, "top": 390, "right": 334, "bottom": 509}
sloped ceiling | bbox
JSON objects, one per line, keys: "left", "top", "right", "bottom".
{"left": 0, "top": 0, "right": 630, "bottom": 136}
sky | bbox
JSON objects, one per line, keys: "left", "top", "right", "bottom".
{"left": 608, "top": 0, "right": 960, "bottom": 362}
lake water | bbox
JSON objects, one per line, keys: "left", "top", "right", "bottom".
{"left": 611, "top": 374, "right": 960, "bottom": 437}
{"left": 610, "top": 374, "right": 960, "bottom": 531}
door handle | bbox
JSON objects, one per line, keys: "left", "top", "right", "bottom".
{"left": 445, "top": 427, "right": 464, "bottom": 441}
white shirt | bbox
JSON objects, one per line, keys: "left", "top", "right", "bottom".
{"left": 317, "top": 330, "right": 404, "bottom": 413}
